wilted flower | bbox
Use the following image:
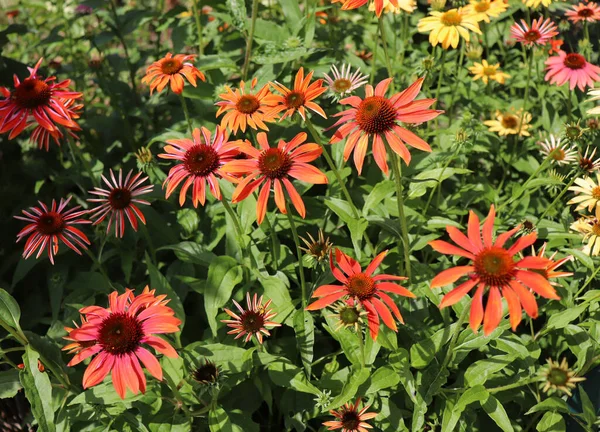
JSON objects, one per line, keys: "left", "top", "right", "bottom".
{"left": 300, "top": 229, "right": 333, "bottom": 263}
{"left": 222, "top": 293, "right": 281, "bottom": 344}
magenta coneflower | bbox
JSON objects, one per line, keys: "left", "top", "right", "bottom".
{"left": 565, "top": 2, "right": 600, "bottom": 23}
{"left": 510, "top": 17, "right": 558, "bottom": 46}
{"left": 63, "top": 287, "right": 181, "bottom": 399}
{"left": 323, "top": 64, "right": 369, "bottom": 99}
{"left": 545, "top": 51, "right": 600, "bottom": 91}
{"left": 15, "top": 197, "right": 91, "bottom": 265}
{"left": 221, "top": 293, "right": 281, "bottom": 344}
{"left": 87, "top": 169, "right": 154, "bottom": 238}
{"left": 158, "top": 126, "right": 240, "bottom": 207}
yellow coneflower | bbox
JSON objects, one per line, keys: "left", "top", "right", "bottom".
{"left": 463, "top": 0, "right": 508, "bottom": 23}
{"left": 523, "top": 0, "right": 553, "bottom": 9}
{"left": 539, "top": 358, "right": 585, "bottom": 397}
{"left": 568, "top": 173, "right": 600, "bottom": 212}
{"left": 484, "top": 109, "right": 532, "bottom": 137}
{"left": 469, "top": 60, "right": 510, "bottom": 84}
{"left": 417, "top": 8, "right": 481, "bottom": 49}
{"left": 570, "top": 209, "right": 600, "bottom": 256}
{"left": 368, "top": 0, "right": 416, "bottom": 14}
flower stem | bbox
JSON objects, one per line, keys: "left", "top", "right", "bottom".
{"left": 108, "top": 0, "right": 138, "bottom": 98}
{"left": 257, "top": 200, "right": 279, "bottom": 270}
{"left": 488, "top": 377, "right": 539, "bottom": 394}
{"left": 378, "top": 17, "right": 394, "bottom": 90}
{"left": 388, "top": 146, "right": 412, "bottom": 280}
{"left": 191, "top": 0, "right": 204, "bottom": 56}
{"left": 517, "top": 48, "right": 534, "bottom": 136}
{"left": 178, "top": 93, "right": 193, "bottom": 134}
{"left": 423, "top": 140, "right": 464, "bottom": 216}
{"left": 242, "top": 0, "right": 259, "bottom": 80}
{"left": 434, "top": 48, "right": 447, "bottom": 108}
{"left": 285, "top": 201, "right": 307, "bottom": 307}
{"left": 448, "top": 42, "right": 465, "bottom": 126}
{"left": 164, "top": 373, "right": 192, "bottom": 419}
{"left": 440, "top": 305, "right": 469, "bottom": 370}
{"left": 575, "top": 265, "right": 600, "bottom": 297}
{"left": 357, "top": 329, "right": 366, "bottom": 369}
{"left": 538, "top": 173, "right": 577, "bottom": 221}
{"left": 222, "top": 198, "right": 258, "bottom": 273}
{"left": 304, "top": 118, "right": 360, "bottom": 220}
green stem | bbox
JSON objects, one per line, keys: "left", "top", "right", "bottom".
{"left": 423, "top": 140, "right": 464, "bottom": 215}
{"left": 448, "top": 42, "right": 465, "bottom": 126}
{"left": 178, "top": 93, "right": 193, "bottom": 134}
{"left": 482, "top": 22, "right": 489, "bottom": 59}
{"left": 357, "top": 330, "right": 365, "bottom": 369}
{"left": 108, "top": 0, "right": 138, "bottom": 97}
{"left": 434, "top": 48, "right": 447, "bottom": 108}
{"left": 260, "top": 205, "right": 279, "bottom": 271}
{"left": 191, "top": 0, "right": 204, "bottom": 56}
{"left": 242, "top": 0, "right": 259, "bottom": 80}
{"left": 488, "top": 377, "right": 539, "bottom": 394}
{"left": 304, "top": 118, "right": 360, "bottom": 220}
{"left": 0, "top": 320, "right": 28, "bottom": 346}
{"left": 440, "top": 306, "right": 468, "bottom": 370}
{"left": 538, "top": 174, "right": 577, "bottom": 221}
{"left": 222, "top": 199, "right": 259, "bottom": 273}
{"left": 164, "top": 373, "right": 192, "bottom": 419}
{"left": 566, "top": 87, "right": 573, "bottom": 123}
{"left": 388, "top": 146, "right": 412, "bottom": 280}
{"left": 575, "top": 265, "right": 600, "bottom": 298}
{"left": 378, "top": 17, "right": 394, "bottom": 90}
{"left": 285, "top": 202, "right": 307, "bottom": 307}
{"left": 517, "top": 48, "right": 534, "bottom": 136}
{"left": 67, "top": 136, "right": 98, "bottom": 187}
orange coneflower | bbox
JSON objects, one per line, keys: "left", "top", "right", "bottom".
{"left": 565, "top": 2, "right": 600, "bottom": 23}
{"left": 269, "top": 67, "right": 327, "bottom": 121}
{"left": 0, "top": 58, "right": 82, "bottom": 149}
{"left": 221, "top": 293, "right": 281, "bottom": 344}
{"left": 337, "top": 0, "right": 401, "bottom": 17}
{"left": 429, "top": 205, "right": 562, "bottom": 335}
{"left": 15, "top": 197, "right": 91, "bottom": 265}
{"left": 215, "top": 77, "right": 279, "bottom": 134}
{"left": 158, "top": 126, "right": 240, "bottom": 207}
{"left": 327, "top": 78, "right": 442, "bottom": 174}
{"left": 323, "top": 398, "right": 378, "bottom": 431}
{"left": 221, "top": 132, "right": 328, "bottom": 225}
{"left": 306, "top": 249, "right": 415, "bottom": 340}
{"left": 64, "top": 287, "right": 181, "bottom": 399}
{"left": 530, "top": 244, "right": 573, "bottom": 283}
{"left": 87, "top": 169, "right": 154, "bottom": 238}
{"left": 141, "top": 53, "right": 205, "bottom": 95}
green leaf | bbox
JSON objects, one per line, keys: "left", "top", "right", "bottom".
{"left": 0, "top": 287, "right": 22, "bottom": 330}
{"left": 388, "top": 349, "right": 417, "bottom": 404}
{"left": 442, "top": 386, "right": 489, "bottom": 432}
{"left": 278, "top": 0, "right": 302, "bottom": 31}
{"left": 226, "top": 0, "right": 247, "bottom": 33}
{"left": 20, "top": 346, "right": 55, "bottom": 432}
{"left": 464, "top": 356, "right": 512, "bottom": 387}
{"left": 324, "top": 368, "right": 370, "bottom": 411}
{"left": 293, "top": 309, "right": 314, "bottom": 377}
{"left": 209, "top": 406, "right": 240, "bottom": 432}
{"left": 545, "top": 302, "right": 587, "bottom": 331}
{"left": 361, "top": 365, "right": 400, "bottom": 395}
{"left": 526, "top": 397, "right": 571, "bottom": 415}
{"left": 146, "top": 253, "right": 186, "bottom": 329}
{"left": 536, "top": 412, "right": 566, "bottom": 432}
{"left": 408, "top": 168, "right": 471, "bottom": 198}
{"left": 565, "top": 248, "right": 594, "bottom": 270}
{"left": 0, "top": 369, "right": 22, "bottom": 399}
{"left": 204, "top": 256, "right": 243, "bottom": 337}
{"left": 410, "top": 324, "right": 455, "bottom": 369}
{"left": 579, "top": 386, "right": 596, "bottom": 426}
{"left": 363, "top": 180, "right": 395, "bottom": 217}
{"left": 267, "top": 360, "right": 321, "bottom": 395}
{"left": 481, "top": 395, "right": 514, "bottom": 432}
{"left": 261, "top": 274, "right": 295, "bottom": 325}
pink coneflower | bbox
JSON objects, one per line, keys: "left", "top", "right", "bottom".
{"left": 323, "top": 397, "right": 378, "bottom": 432}
{"left": 565, "top": 2, "right": 600, "bottom": 23}
{"left": 0, "top": 58, "right": 82, "bottom": 148}
{"left": 510, "top": 17, "right": 558, "bottom": 46}
{"left": 15, "top": 197, "right": 91, "bottom": 265}
{"left": 323, "top": 64, "right": 369, "bottom": 99}
{"left": 63, "top": 287, "right": 181, "bottom": 399}
{"left": 158, "top": 126, "right": 239, "bottom": 207}
{"left": 545, "top": 51, "right": 600, "bottom": 91}
{"left": 87, "top": 169, "right": 154, "bottom": 238}
{"left": 221, "top": 293, "right": 281, "bottom": 344}
{"left": 29, "top": 98, "right": 83, "bottom": 150}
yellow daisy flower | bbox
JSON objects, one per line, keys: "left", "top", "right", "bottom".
{"left": 417, "top": 8, "right": 482, "bottom": 49}
{"left": 568, "top": 173, "right": 600, "bottom": 213}
{"left": 570, "top": 209, "right": 600, "bottom": 256}
{"left": 469, "top": 60, "right": 510, "bottom": 84}
{"left": 523, "top": 0, "right": 553, "bottom": 8}
{"left": 484, "top": 109, "right": 532, "bottom": 136}
{"left": 463, "top": 0, "right": 508, "bottom": 22}
{"left": 368, "top": 0, "right": 416, "bottom": 14}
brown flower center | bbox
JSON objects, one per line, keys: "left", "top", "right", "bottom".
{"left": 13, "top": 78, "right": 51, "bottom": 109}
{"left": 285, "top": 91, "right": 306, "bottom": 109}
{"left": 184, "top": 144, "right": 221, "bottom": 177}
{"left": 441, "top": 10, "right": 462, "bottom": 26}
{"left": 193, "top": 361, "right": 219, "bottom": 384}
{"left": 235, "top": 94, "right": 261, "bottom": 114}
{"left": 550, "top": 148, "right": 565, "bottom": 161}
{"left": 593, "top": 222, "right": 600, "bottom": 236}
{"left": 108, "top": 188, "right": 132, "bottom": 210}
{"left": 98, "top": 312, "right": 144, "bottom": 355}
{"left": 258, "top": 148, "right": 293, "bottom": 179}
{"left": 346, "top": 273, "right": 376, "bottom": 300}
{"left": 501, "top": 115, "right": 518, "bottom": 129}
{"left": 161, "top": 58, "right": 183, "bottom": 75}
{"left": 240, "top": 310, "right": 265, "bottom": 334}
{"left": 341, "top": 411, "right": 361, "bottom": 430}
{"left": 356, "top": 96, "right": 396, "bottom": 135}
{"left": 332, "top": 78, "right": 353, "bottom": 93}
{"left": 483, "top": 66, "right": 497, "bottom": 76}
{"left": 523, "top": 30, "right": 541, "bottom": 42}
{"left": 577, "top": 7, "right": 594, "bottom": 17}
{"left": 591, "top": 186, "right": 600, "bottom": 199}
{"left": 579, "top": 157, "right": 596, "bottom": 172}
{"left": 474, "top": 247, "right": 515, "bottom": 286}
{"left": 474, "top": 1, "right": 491, "bottom": 12}
{"left": 564, "top": 53, "right": 586, "bottom": 70}
{"left": 36, "top": 211, "right": 65, "bottom": 235}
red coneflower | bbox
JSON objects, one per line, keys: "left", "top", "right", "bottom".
{"left": 545, "top": 51, "right": 600, "bottom": 91}
{"left": 306, "top": 249, "right": 415, "bottom": 340}
{"left": 64, "top": 287, "right": 181, "bottom": 399}
{"left": 221, "top": 293, "right": 281, "bottom": 344}
{"left": 0, "top": 58, "right": 82, "bottom": 148}
{"left": 323, "top": 397, "right": 378, "bottom": 432}
{"left": 158, "top": 126, "right": 240, "bottom": 207}
{"left": 15, "top": 197, "right": 91, "bottom": 265}
{"left": 269, "top": 67, "right": 327, "bottom": 121}
{"left": 565, "top": 2, "right": 600, "bottom": 23}
{"left": 221, "top": 132, "right": 328, "bottom": 225}
{"left": 30, "top": 98, "right": 83, "bottom": 150}
{"left": 215, "top": 77, "right": 279, "bottom": 134}
{"left": 141, "top": 53, "right": 205, "bottom": 95}
{"left": 327, "top": 77, "right": 442, "bottom": 174}
{"left": 510, "top": 17, "right": 559, "bottom": 47}
{"left": 87, "top": 169, "right": 154, "bottom": 238}
{"left": 429, "top": 205, "right": 561, "bottom": 335}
